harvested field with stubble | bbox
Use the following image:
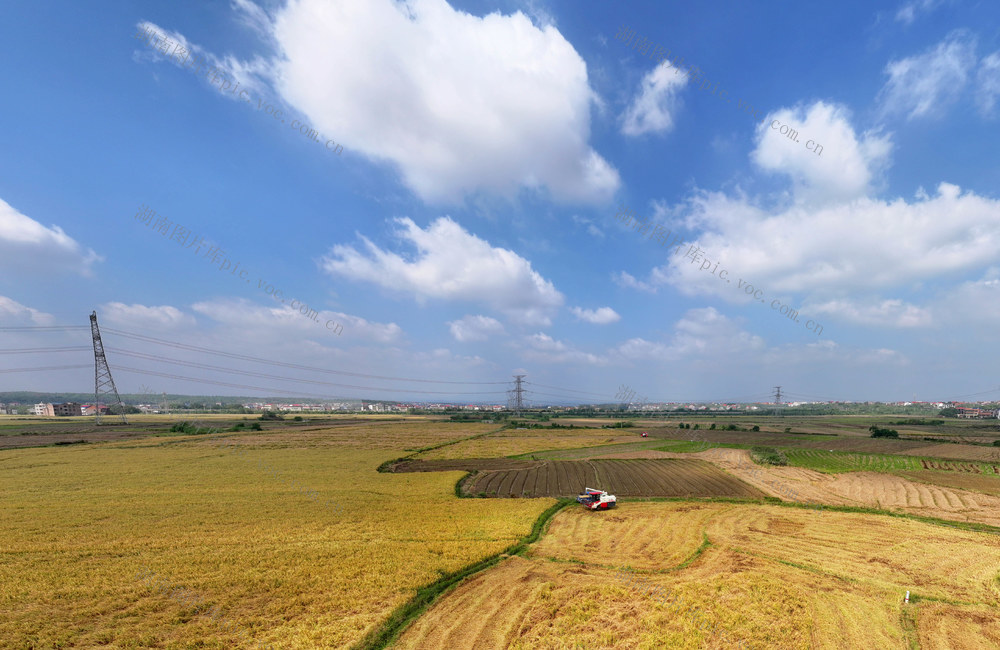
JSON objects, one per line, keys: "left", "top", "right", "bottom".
{"left": 396, "top": 502, "right": 1000, "bottom": 649}
{"left": 705, "top": 448, "right": 1000, "bottom": 527}
{"left": 462, "top": 458, "right": 765, "bottom": 498}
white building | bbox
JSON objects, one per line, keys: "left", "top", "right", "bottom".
{"left": 32, "top": 403, "right": 54, "bottom": 416}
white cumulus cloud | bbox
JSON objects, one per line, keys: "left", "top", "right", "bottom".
{"left": 101, "top": 303, "right": 197, "bottom": 329}
{"left": 621, "top": 60, "right": 687, "bottom": 136}
{"left": 878, "top": 31, "right": 977, "bottom": 120}
{"left": 262, "top": 0, "right": 619, "bottom": 203}
{"left": 570, "top": 306, "right": 621, "bottom": 324}
{"left": 447, "top": 314, "right": 505, "bottom": 342}
{"left": 322, "top": 216, "right": 564, "bottom": 326}
{"left": 805, "top": 298, "right": 932, "bottom": 328}
{"left": 0, "top": 296, "right": 55, "bottom": 326}
{"left": 752, "top": 101, "right": 893, "bottom": 206}
{"left": 0, "top": 197, "right": 102, "bottom": 276}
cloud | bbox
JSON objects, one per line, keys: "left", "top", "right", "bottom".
{"left": 570, "top": 306, "right": 621, "bottom": 324}
{"left": 805, "top": 298, "right": 932, "bottom": 328}
{"left": 0, "top": 197, "right": 102, "bottom": 276}
{"left": 322, "top": 216, "right": 564, "bottom": 325}
{"left": 752, "top": 101, "right": 893, "bottom": 205}
{"left": 447, "top": 314, "right": 505, "bottom": 342}
{"left": 260, "top": 0, "right": 618, "bottom": 204}
{"left": 877, "top": 31, "right": 977, "bottom": 120}
{"left": 101, "top": 303, "right": 197, "bottom": 329}
{"left": 571, "top": 214, "right": 604, "bottom": 238}
{"left": 0, "top": 296, "right": 55, "bottom": 326}
{"left": 652, "top": 181, "right": 1000, "bottom": 299}
{"left": 191, "top": 299, "right": 403, "bottom": 342}
{"left": 133, "top": 20, "right": 273, "bottom": 101}
{"left": 520, "top": 332, "right": 606, "bottom": 365}
{"left": 975, "top": 51, "right": 1000, "bottom": 117}
{"left": 621, "top": 60, "right": 687, "bottom": 136}
{"left": 612, "top": 308, "right": 766, "bottom": 362}
{"left": 895, "top": 0, "right": 946, "bottom": 25}
{"left": 933, "top": 269, "right": 1000, "bottom": 328}
{"left": 612, "top": 270, "right": 657, "bottom": 293}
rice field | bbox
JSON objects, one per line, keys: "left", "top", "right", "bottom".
{"left": 784, "top": 448, "right": 924, "bottom": 473}
{"left": 6, "top": 414, "right": 1000, "bottom": 648}
{"left": 395, "top": 502, "right": 1000, "bottom": 649}
{"left": 0, "top": 422, "right": 552, "bottom": 648}
{"left": 785, "top": 448, "right": 1000, "bottom": 477}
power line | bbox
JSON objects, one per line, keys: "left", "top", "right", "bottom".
{"left": 943, "top": 386, "right": 1000, "bottom": 401}
{"left": 522, "top": 382, "right": 614, "bottom": 398}
{"left": 101, "top": 328, "right": 508, "bottom": 385}
{"left": 0, "top": 326, "right": 89, "bottom": 331}
{"left": 0, "top": 347, "right": 92, "bottom": 354}
{"left": 0, "top": 364, "right": 92, "bottom": 373}
{"left": 106, "top": 347, "right": 507, "bottom": 395}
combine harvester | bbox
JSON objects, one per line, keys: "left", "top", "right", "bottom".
{"left": 576, "top": 487, "right": 617, "bottom": 510}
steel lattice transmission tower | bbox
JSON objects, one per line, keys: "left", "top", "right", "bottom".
{"left": 512, "top": 375, "right": 526, "bottom": 417}
{"left": 89, "top": 311, "right": 128, "bottom": 425}
{"left": 773, "top": 386, "right": 783, "bottom": 405}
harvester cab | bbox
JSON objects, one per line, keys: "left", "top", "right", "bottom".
{"left": 576, "top": 487, "right": 617, "bottom": 510}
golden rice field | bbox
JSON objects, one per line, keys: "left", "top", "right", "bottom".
{"left": 5, "top": 415, "right": 1000, "bottom": 649}
{"left": 415, "top": 428, "right": 637, "bottom": 460}
{"left": 397, "top": 503, "right": 1000, "bottom": 649}
{"left": 0, "top": 421, "right": 552, "bottom": 648}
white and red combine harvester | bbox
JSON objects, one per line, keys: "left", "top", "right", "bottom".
{"left": 576, "top": 487, "right": 617, "bottom": 510}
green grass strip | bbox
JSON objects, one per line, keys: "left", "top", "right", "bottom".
{"left": 350, "top": 498, "right": 573, "bottom": 650}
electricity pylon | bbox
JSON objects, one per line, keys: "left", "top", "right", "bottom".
{"left": 90, "top": 311, "right": 128, "bottom": 424}
{"left": 512, "top": 375, "right": 526, "bottom": 417}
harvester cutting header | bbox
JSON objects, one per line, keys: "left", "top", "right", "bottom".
{"left": 576, "top": 487, "right": 617, "bottom": 510}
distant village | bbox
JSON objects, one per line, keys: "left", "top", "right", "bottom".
{"left": 2, "top": 399, "right": 998, "bottom": 418}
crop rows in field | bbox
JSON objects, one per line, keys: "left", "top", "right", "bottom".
{"left": 786, "top": 448, "right": 1000, "bottom": 476}
{"left": 463, "top": 459, "right": 764, "bottom": 498}
{"left": 920, "top": 459, "right": 1000, "bottom": 474}
{"left": 785, "top": 449, "right": 923, "bottom": 473}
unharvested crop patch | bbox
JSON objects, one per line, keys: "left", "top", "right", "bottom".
{"left": 389, "top": 458, "right": 541, "bottom": 473}
{"left": 463, "top": 459, "right": 764, "bottom": 498}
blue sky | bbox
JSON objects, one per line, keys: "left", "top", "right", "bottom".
{"left": 2, "top": 0, "right": 999, "bottom": 404}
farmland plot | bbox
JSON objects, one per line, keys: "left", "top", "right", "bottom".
{"left": 398, "top": 503, "right": 1000, "bottom": 649}
{"left": 463, "top": 459, "right": 765, "bottom": 498}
